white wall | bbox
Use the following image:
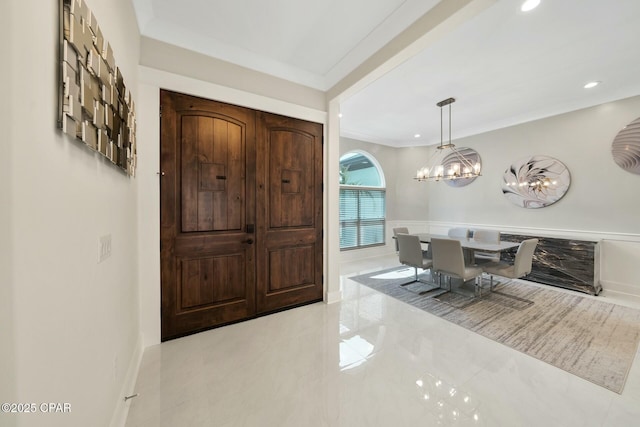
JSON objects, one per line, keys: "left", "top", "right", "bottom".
{"left": 0, "top": 0, "right": 16, "bottom": 420}
{"left": 426, "top": 95, "right": 640, "bottom": 234}
{"left": 4, "top": 1, "right": 142, "bottom": 426}
{"left": 137, "top": 66, "right": 328, "bottom": 346}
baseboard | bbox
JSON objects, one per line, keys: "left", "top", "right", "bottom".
{"left": 601, "top": 280, "right": 640, "bottom": 299}
{"left": 109, "top": 333, "right": 144, "bottom": 427}
{"left": 325, "top": 289, "right": 343, "bottom": 304}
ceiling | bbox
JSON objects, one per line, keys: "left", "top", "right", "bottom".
{"left": 132, "top": 0, "right": 640, "bottom": 147}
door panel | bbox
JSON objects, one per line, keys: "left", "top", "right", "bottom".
{"left": 161, "top": 91, "right": 323, "bottom": 340}
{"left": 181, "top": 115, "right": 244, "bottom": 232}
{"left": 161, "top": 91, "right": 256, "bottom": 341}
{"left": 269, "top": 129, "right": 314, "bottom": 228}
{"left": 180, "top": 254, "right": 246, "bottom": 309}
{"left": 256, "top": 112, "right": 323, "bottom": 313}
{"left": 268, "top": 246, "right": 314, "bottom": 292}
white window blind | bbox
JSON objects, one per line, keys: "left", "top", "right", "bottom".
{"left": 339, "top": 188, "right": 385, "bottom": 250}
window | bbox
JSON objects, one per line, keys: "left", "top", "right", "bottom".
{"left": 339, "top": 152, "right": 386, "bottom": 250}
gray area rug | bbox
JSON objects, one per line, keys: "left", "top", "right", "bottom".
{"left": 349, "top": 266, "right": 640, "bottom": 394}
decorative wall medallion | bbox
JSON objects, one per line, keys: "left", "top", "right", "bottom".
{"left": 502, "top": 155, "right": 570, "bottom": 208}
{"left": 442, "top": 147, "right": 481, "bottom": 187}
{"left": 611, "top": 116, "right": 640, "bottom": 175}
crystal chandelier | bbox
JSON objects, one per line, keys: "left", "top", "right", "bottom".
{"left": 414, "top": 98, "right": 481, "bottom": 182}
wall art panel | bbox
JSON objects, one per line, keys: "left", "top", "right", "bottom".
{"left": 611, "top": 116, "right": 640, "bottom": 175}
{"left": 442, "top": 147, "right": 481, "bottom": 187}
{"left": 501, "top": 155, "right": 570, "bottom": 208}
{"left": 57, "top": 0, "right": 137, "bottom": 176}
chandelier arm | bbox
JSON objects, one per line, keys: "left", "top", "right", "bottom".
{"left": 451, "top": 149, "right": 477, "bottom": 169}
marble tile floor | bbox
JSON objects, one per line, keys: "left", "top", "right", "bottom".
{"left": 126, "top": 254, "right": 640, "bottom": 426}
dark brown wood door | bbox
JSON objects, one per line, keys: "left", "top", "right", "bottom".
{"left": 160, "top": 91, "right": 256, "bottom": 341}
{"left": 160, "top": 91, "right": 323, "bottom": 340}
{"left": 256, "top": 112, "right": 323, "bottom": 313}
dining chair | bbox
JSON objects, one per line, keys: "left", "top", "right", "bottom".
{"left": 472, "top": 229, "right": 501, "bottom": 264}
{"left": 448, "top": 227, "right": 470, "bottom": 239}
{"left": 431, "top": 238, "right": 484, "bottom": 296}
{"left": 481, "top": 239, "right": 539, "bottom": 290}
{"left": 397, "top": 234, "right": 434, "bottom": 287}
{"left": 392, "top": 227, "right": 409, "bottom": 252}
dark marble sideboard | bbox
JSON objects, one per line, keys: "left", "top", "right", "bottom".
{"left": 498, "top": 234, "right": 601, "bottom": 295}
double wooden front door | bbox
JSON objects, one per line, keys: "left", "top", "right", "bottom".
{"left": 160, "top": 90, "right": 323, "bottom": 341}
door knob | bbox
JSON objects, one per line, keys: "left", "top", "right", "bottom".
{"left": 243, "top": 238, "right": 254, "bottom": 245}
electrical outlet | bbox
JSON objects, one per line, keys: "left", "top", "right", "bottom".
{"left": 99, "top": 234, "right": 112, "bottom": 263}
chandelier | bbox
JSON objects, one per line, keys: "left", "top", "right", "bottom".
{"left": 414, "top": 98, "right": 481, "bottom": 182}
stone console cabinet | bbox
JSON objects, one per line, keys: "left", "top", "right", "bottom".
{"left": 499, "top": 233, "right": 601, "bottom": 295}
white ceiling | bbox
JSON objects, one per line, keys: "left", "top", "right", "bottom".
{"left": 132, "top": 0, "right": 640, "bottom": 147}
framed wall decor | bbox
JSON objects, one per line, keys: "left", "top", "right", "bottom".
{"left": 611, "top": 116, "right": 640, "bottom": 175}
{"left": 442, "top": 147, "right": 481, "bottom": 187}
{"left": 57, "top": 0, "right": 137, "bottom": 176}
{"left": 501, "top": 155, "right": 570, "bottom": 208}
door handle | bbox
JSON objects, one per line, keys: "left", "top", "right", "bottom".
{"left": 243, "top": 238, "right": 254, "bottom": 245}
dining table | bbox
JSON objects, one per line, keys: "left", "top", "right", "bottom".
{"left": 412, "top": 233, "right": 520, "bottom": 254}
{"left": 392, "top": 233, "right": 522, "bottom": 296}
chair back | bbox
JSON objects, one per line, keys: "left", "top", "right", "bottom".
{"left": 393, "top": 227, "right": 409, "bottom": 236}
{"left": 448, "top": 227, "right": 470, "bottom": 239}
{"left": 393, "top": 227, "right": 409, "bottom": 251}
{"left": 397, "top": 234, "right": 424, "bottom": 268}
{"left": 513, "top": 239, "right": 539, "bottom": 277}
{"left": 431, "top": 238, "right": 465, "bottom": 277}
{"left": 473, "top": 229, "right": 500, "bottom": 244}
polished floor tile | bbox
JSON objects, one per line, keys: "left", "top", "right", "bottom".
{"left": 126, "top": 255, "right": 640, "bottom": 426}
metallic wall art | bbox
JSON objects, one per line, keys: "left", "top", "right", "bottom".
{"left": 442, "top": 147, "right": 481, "bottom": 187}
{"left": 501, "top": 155, "right": 570, "bottom": 208}
{"left": 57, "top": 0, "right": 137, "bottom": 176}
{"left": 611, "top": 116, "right": 640, "bottom": 175}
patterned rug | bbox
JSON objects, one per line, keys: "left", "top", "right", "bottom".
{"left": 349, "top": 266, "right": 640, "bottom": 394}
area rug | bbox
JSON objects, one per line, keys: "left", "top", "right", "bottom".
{"left": 349, "top": 266, "right": 640, "bottom": 394}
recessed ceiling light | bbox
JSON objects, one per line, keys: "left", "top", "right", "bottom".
{"left": 338, "top": 113, "right": 343, "bottom": 118}
{"left": 414, "top": 133, "right": 421, "bottom": 138}
{"left": 521, "top": 0, "right": 541, "bottom": 12}
{"left": 584, "top": 81, "right": 600, "bottom": 89}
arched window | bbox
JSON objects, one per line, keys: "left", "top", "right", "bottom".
{"left": 339, "top": 151, "right": 386, "bottom": 250}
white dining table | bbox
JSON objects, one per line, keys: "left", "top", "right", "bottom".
{"left": 412, "top": 233, "right": 520, "bottom": 253}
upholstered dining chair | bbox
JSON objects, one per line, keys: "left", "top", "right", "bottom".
{"left": 448, "top": 227, "right": 470, "bottom": 239}
{"left": 481, "top": 238, "right": 539, "bottom": 290}
{"left": 392, "top": 227, "right": 409, "bottom": 252}
{"left": 431, "top": 238, "right": 484, "bottom": 296}
{"left": 472, "top": 229, "right": 501, "bottom": 264}
{"left": 397, "top": 234, "right": 434, "bottom": 287}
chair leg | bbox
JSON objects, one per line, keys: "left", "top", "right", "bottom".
{"left": 400, "top": 267, "right": 418, "bottom": 287}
